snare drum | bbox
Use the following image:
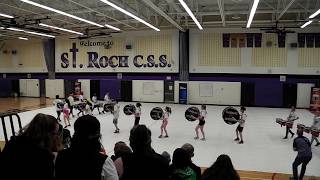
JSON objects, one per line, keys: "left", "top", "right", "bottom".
{"left": 276, "top": 118, "right": 286, "bottom": 126}
{"left": 311, "top": 128, "right": 320, "bottom": 137}
{"left": 286, "top": 121, "right": 293, "bottom": 128}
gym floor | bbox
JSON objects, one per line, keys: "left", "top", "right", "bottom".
{"left": 1, "top": 97, "right": 319, "bottom": 179}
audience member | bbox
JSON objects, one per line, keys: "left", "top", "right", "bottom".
{"left": 161, "top": 151, "right": 171, "bottom": 165}
{"left": 114, "top": 125, "right": 169, "bottom": 180}
{"left": 169, "top": 148, "right": 196, "bottom": 180}
{"left": 111, "top": 141, "right": 132, "bottom": 161}
{"left": 292, "top": 128, "right": 312, "bottom": 180}
{"left": 201, "top": 154, "right": 239, "bottom": 180}
{"left": 0, "top": 113, "right": 59, "bottom": 180}
{"left": 55, "top": 115, "right": 118, "bottom": 180}
{"left": 181, "top": 143, "right": 201, "bottom": 180}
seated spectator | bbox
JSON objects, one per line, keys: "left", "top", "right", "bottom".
{"left": 55, "top": 115, "right": 118, "bottom": 180}
{"left": 201, "top": 154, "right": 239, "bottom": 180}
{"left": 161, "top": 151, "right": 171, "bottom": 165}
{"left": 111, "top": 141, "right": 132, "bottom": 161}
{"left": 0, "top": 113, "right": 59, "bottom": 180}
{"left": 169, "top": 148, "right": 196, "bottom": 180}
{"left": 181, "top": 143, "right": 201, "bottom": 180}
{"left": 114, "top": 125, "right": 169, "bottom": 180}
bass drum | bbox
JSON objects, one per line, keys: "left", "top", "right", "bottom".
{"left": 185, "top": 106, "right": 200, "bottom": 122}
{"left": 123, "top": 104, "right": 136, "bottom": 115}
{"left": 150, "top": 107, "right": 164, "bottom": 120}
{"left": 222, "top": 107, "right": 240, "bottom": 125}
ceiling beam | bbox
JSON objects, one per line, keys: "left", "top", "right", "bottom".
{"left": 217, "top": 0, "right": 225, "bottom": 26}
{"left": 164, "top": 0, "right": 182, "bottom": 13}
{"left": 277, "top": 0, "right": 296, "bottom": 20}
{"left": 141, "top": 0, "right": 184, "bottom": 31}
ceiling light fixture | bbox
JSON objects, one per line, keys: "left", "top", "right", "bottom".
{"left": 18, "top": 37, "right": 29, "bottom": 40}
{"left": 0, "top": 13, "right": 14, "bottom": 18}
{"left": 105, "top": 24, "right": 120, "bottom": 31}
{"left": 6, "top": 27, "right": 55, "bottom": 38}
{"left": 99, "top": 0, "right": 160, "bottom": 31}
{"left": 39, "top": 23, "right": 83, "bottom": 35}
{"left": 309, "top": 9, "right": 320, "bottom": 19}
{"left": 246, "top": 0, "right": 260, "bottom": 28}
{"left": 7, "top": 27, "right": 24, "bottom": 32}
{"left": 20, "top": 0, "right": 103, "bottom": 27}
{"left": 178, "top": 0, "right": 203, "bottom": 30}
{"left": 300, "top": 20, "right": 313, "bottom": 28}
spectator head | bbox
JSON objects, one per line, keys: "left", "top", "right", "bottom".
{"left": 297, "top": 128, "right": 304, "bottom": 137}
{"left": 114, "top": 141, "right": 132, "bottom": 158}
{"left": 161, "top": 151, "right": 171, "bottom": 163}
{"left": 172, "top": 148, "right": 190, "bottom": 169}
{"left": 181, "top": 143, "right": 194, "bottom": 158}
{"left": 72, "top": 115, "right": 101, "bottom": 152}
{"left": 19, "top": 113, "right": 59, "bottom": 152}
{"left": 202, "top": 154, "right": 239, "bottom": 180}
{"left": 129, "top": 125, "right": 152, "bottom": 153}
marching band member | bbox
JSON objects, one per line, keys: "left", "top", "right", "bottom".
{"left": 234, "top": 106, "right": 247, "bottom": 144}
{"left": 67, "top": 93, "right": 75, "bottom": 117}
{"left": 159, "top": 107, "right": 171, "bottom": 138}
{"left": 91, "top": 93, "right": 102, "bottom": 114}
{"left": 53, "top": 95, "right": 63, "bottom": 122}
{"left": 283, "top": 106, "right": 299, "bottom": 139}
{"left": 310, "top": 112, "right": 320, "bottom": 146}
{"left": 134, "top": 103, "right": 142, "bottom": 126}
{"left": 194, "top": 105, "right": 207, "bottom": 141}
{"left": 112, "top": 101, "right": 120, "bottom": 133}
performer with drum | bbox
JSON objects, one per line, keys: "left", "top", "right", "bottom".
{"left": 134, "top": 103, "right": 142, "bottom": 126}
{"left": 91, "top": 93, "right": 102, "bottom": 114}
{"left": 194, "top": 105, "right": 207, "bottom": 141}
{"left": 159, "top": 107, "right": 171, "bottom": 138}
{"left": 310, "top": 112, "right": 320, "bottom": 146}
{"left": 234, "top": 106, "right": 247, "bottom": 144}
{"left": 283, "top": 106, "right": 299, "bottom": 139}
{"left": 53, "top": 95, "right": 64, "bottom": 122}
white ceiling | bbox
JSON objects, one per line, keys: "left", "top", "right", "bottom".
{"left": 0, "top": 0, "right": 319, "bottom": 39}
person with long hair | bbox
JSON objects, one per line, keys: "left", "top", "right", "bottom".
{"left": 0, "top": 113, "right": 59, "bottom": 180}
{"left": 194, "top": 105, "right": 207, "bottom": 141}
{"left": 114, "top": 125, "right": 169, "bottom": 180}
{"left": 159, "top": 106, "right": 171, "bottom": 138}
{"left": 169, "top": 148, "right": 196, "bottom": 180}
{"left": 55, "top": 115, "right": 118, "bottom": 180}
{"left": 201, "top": 154, "right": 240, "bottom": 180}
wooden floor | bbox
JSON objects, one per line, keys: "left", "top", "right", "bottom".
{"left": 0, "top": 97, "right": 319, "bottom": 180}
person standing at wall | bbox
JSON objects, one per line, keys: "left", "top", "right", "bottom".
{"left": 194, "top": 105, "right": 207, "bottom": 141}
{"left": 310, "top": 111, "right": 320, "bottom": 146}
{"left": 53, "top": 95, "right": 63, "bottom": 122}
{"left": 234, "top": 106, "right": 247, "bottom": 144}
{"left": 284, "top": 106, "right": 299, "bottom": 139}
{"left": 292, "top": 128, "right": 312, "bottom": 180}
{"left": 159, "top": 107, "right": 171, "bottom": 138}
{"left": 134, "top": 103, "right": 142, "bottom": 126}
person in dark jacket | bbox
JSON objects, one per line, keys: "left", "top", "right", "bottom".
{"left": 201, "top": 154, "right": 240, "bottom": 180}
{"left": 110, "top": 141, "right": 132, "bottom": 161}
{"left": 114, "top": 125, "right": 169, "bottom": 180}
{"left": 181, "top": 143, "right": 201, "bottom": 180}
{"left": 292, "top": 128, "right": 312, "bottom": 180}
{"left": 0, "top": 113, "right": 59, "bottom": 180}
{"left": 55, "top": 115, "right": 118, "bottom": 180}
{"left": 169, "top": 148, "right": 196, "bottom": 180}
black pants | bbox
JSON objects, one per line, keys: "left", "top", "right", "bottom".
{"left": 69, "top": 106, "right": 74, "bottom": 116}
{"left": 134, "top": 117, "right": 140, "bottom": 126}
{"left": 57, "top": 111, "right": 61, "bottom": 121}
{"left": 285, "top": 127, "right": 294, "bottom": 137}
{"left": 292, "top": 156, "right": 312, "bottom": 180}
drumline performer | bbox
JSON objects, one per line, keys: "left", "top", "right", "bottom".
{"left": 53, "top": 95, "right": 63, "bottom": 122}
{"left": 234, "top": 106, "right": 247, "bottom": 144}
{"left": 159, "top": 107, "right": 171, "bottom": 138}
{"left": 134, "top": 103, "right": 142, "bottom": 126}
{"left": 194, "top": 105, "right": 207, "bottom": 141}
{"left": 283, "top": 106, "right": 299, "bottom": 139}
{"left": 67, "top": 93, "right": 75, "bottom": 117}
{"left": 91, "top": 93, "right": 102, "bottom": 114}
{"left": 112, "top": 101, "right": 120, "bottom": 133}
{"left": 310, "top": 112, "right": 320, "bottom": 146}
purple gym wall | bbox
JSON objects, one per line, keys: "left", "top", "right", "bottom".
{"left": 0, "top": 80, "right": 12, "bottom": 97}
{"left": 100, "top": 80, "right": 121, "bottom": 100}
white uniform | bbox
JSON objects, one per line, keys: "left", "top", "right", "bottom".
{"left": 287, "top": 111, "right": 298, "bottom": 122}
{"left": 84, "top": 104, "right": 92, "bottom": 115}
{"left": 200, "top": 110, "right": 207, "bottom": 119}
{"left": 135, "top": 107, "right": 141, "bottom": 117}
{"left": 163, "top": 111, "right": 169, "bottom": 120}
{"left": 113, "top": 104, "right": 120, "bottom": 119}
{"left": 68, "top": 96, "right": 74, "bottom": 106}
{"left": 92, "top": 96, "right": 98, "bottom": 105}
{"left": 78, "top": 94, "right": 84, "bottom": 102}
{"left": 104, "top": 94, "right": 111, "bottom": 103}
{"left": 239, "top": 113, "right": 247, "bottom": 127}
